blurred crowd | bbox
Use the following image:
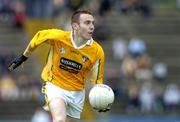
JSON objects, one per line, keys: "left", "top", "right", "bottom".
{"left": 0, "top": 0, "right": 153, "bottom": 29}
{"left": 0, "top": 0, "right": 180, "bottom": 121}
{"left": 107, "top": 37, "right": 180, "bottom": 114}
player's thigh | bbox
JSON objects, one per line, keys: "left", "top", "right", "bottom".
{"left": 49, "top": 97, "right": 67, "bottom": 122}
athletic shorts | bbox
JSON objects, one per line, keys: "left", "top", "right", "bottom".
{"left": 42, "top": 82, "right": 85, "bottom": 119}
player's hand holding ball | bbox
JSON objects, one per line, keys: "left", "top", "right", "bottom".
{"left": 89, "top": 84, "right": 115, "bottom": 112}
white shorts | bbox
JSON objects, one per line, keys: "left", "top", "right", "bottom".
{"left": 42, "top": 82, "right": 85, "bottom": 119}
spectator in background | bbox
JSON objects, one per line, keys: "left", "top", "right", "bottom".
{"left": 67, "top": 0, "right": 84, "bottom": 11}
{"left": 128, "top": 37, "right": 146, "bottom": 57}
{"left": 113, "top": 0, "right": 124, "bottom": 14}
{"left": 0, "top": 0, "right": 26, "bottom": 28}
{"left": 52, "top": 0, "right": 66, "bottom": 17}
{"left": 119, "top": 0, "right": 151, "bottom": 17}
{"left": 25, "top": 0, "right": 53, "bottom": 18}
{"left": 0, "top": 0, "right": 14, "bottom": 22}
{"left": 0, "top": 74, "right": 19, "bottom": 101}
{"left": 11, "top": 0, "right": 26, "bottom": 28}
{"left": 163, "top": 83, "right": 180, "bottom": 111}
{"left": 152, "top": 62, "right": 168, "bottom": 82}
{"left": 139, "top": 82, "right": 156, "bottom": 113}
{"left": 126, "top": 84, "right": 140, "bottom": 112}
{"left": 31, "top": 107, "right": 51, "bottom": 122}
{"left": 16, "top": 74, "right": 30, "bottom": 100}
{"left": 116, "top": 0, "right": 135, "bottom": 14}
{"left": 112, "top": 38, "right": 128, "bottom": 61}
{"left": 133, "top": 0, "right": 151, "bottom": 17}
{"left": 87, "top": 0, "right": 100, "bottom": 16}
{"left": 153, "top": 86, "right": 164, "bottom": 113}
{"left": 120, "top": 56, "right": 137, "bottom": 79}
{"left": 99, "top": 0, "right": 112, "bottom": 16}
{"left": 135, "top": 54, "right": 152, "bottom": 81}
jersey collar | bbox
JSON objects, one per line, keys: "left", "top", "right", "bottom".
{"left": 70, "top": 31, "right": 93, "bottom": 49}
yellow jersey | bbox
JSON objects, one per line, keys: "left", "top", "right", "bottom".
{"left": 29, "top": 29, "right": 105, "bottom": 91}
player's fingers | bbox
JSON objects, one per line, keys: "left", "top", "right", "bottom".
{"left": 98, "top": 110, "right": 102, "bottom": 112}
{"left": 21, "top": 62, "right": 24, "bottom": 68}
{"left": 99, "top": 110, "right": 105, "bottom": 112}
{"left": 8, "top": 63, "right": 16, "bottom": 71}
{"left": 98, "top": 108, "right": 110, "bottom": 112}
{"left": 106, "top": 108, "right": 110, "bottom": 111}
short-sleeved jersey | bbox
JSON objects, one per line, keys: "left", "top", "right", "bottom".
{"left": 29, "top": 29, "right": 105, "bottom": 91}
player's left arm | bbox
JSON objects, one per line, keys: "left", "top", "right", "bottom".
{"left": 89, "top": 46, "right": 111, "bottom": 112}
{"left": 90, "top": 46, "right": 105, "bottom": 85}
{"left": 90, "top": 57, "right": 111, "bottom": 112}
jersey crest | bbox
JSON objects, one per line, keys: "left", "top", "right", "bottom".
{"left": 59, "top": 47, "right": 65, "bottom": 54}
{"left": 82, "top": 55, "right": 89, "bottom": 62}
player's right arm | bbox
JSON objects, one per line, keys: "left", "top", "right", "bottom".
{"left": 8, "top": 29, "right": 59, "bottom": 71}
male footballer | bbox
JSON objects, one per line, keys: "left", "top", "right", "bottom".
{"left": 8, "top": 9, "right": 108, "bottom": 122}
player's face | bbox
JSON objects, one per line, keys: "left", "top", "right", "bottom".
{"left": 77, "top": 14, "right": 95, "bottom": 40}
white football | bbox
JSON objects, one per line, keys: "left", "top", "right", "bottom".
{"left": 89, "top": 84, "right": 115, "bottom": 110}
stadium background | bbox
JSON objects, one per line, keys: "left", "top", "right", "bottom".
{"left": 0, "top": 0, "right": 180, "bottom": 122}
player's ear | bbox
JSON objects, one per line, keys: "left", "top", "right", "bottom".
{"left": 72, "top": 23, "right": 78, "bottom": 30}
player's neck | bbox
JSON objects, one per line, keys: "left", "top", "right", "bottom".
{"left": 73, "top": 32, "right": 88, "bottom": 47}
